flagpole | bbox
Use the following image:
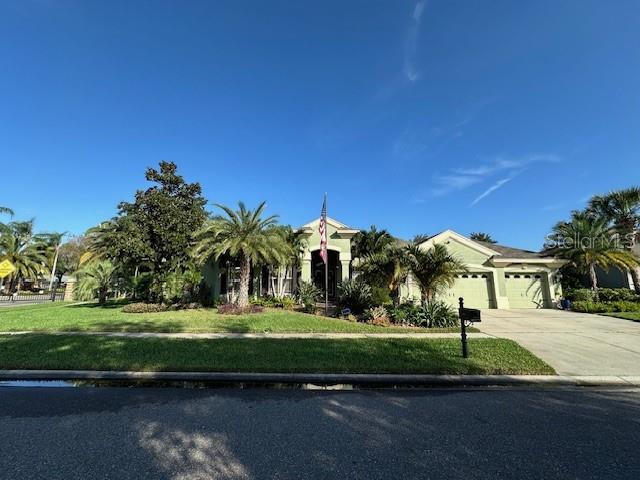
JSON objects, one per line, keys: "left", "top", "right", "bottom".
{"left": 324, "top": 192, "right": 329, "bottom": 316}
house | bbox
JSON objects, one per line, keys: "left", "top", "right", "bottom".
{"left": 204, "top": 216, "right": 566, "bottom": 309}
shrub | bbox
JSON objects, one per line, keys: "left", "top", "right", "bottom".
{"left": 370, "top": 286, "right": 392, "bottom": 307}
{"left": 386, "top": 301, "right": 458, "bottom": 328}
{"left": 365, "top": 306, "right": 390, "bottom": 326}
{"left": 572, "top": 300, "right": 640, "bottom": 313}
{"left": 598, "top": 288, "right": 640, "bottom": 303}
{"left": 296, "top": 281, "right": 321, "bottom": 313}
{"left": 252, "top": 295, "right": 298, "bottom": 310}
{"left": 122, "top": 302, "right": 168, "bottom": 313}
{"left": 565, "top": 289, "right": 595, "bottom": 302}
{"left": 607, "top": 300, "right": 640, "bottom": 312}
{"left": 336, "top": 279, "right": 372, "bottom": 314}
{"left": 217, "top": 304, "right": 264, "bottom": 315}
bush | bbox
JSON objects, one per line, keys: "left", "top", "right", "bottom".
{"left": 336, "top": 279, "right": 372, "bottom": 314}
{"left": 365, "top": 306, "right": 390, "bottom": 326}
{"left": 565, "top": 288, "right": 595, "bottom": 302}
{"left": 370, "top": 286, "right": 392, "bottom": 307}
{"left": 122, "top": 302, "right": 168, "bottom": 313}
{"left": 572, "top": 299, "right": 640, "bottom": 313}
{"left": 386, "top": 301, "right": 458, "bottom": 328}
{"left": 217, "top": 304, "right": 264, "bottom": 315}
{"left": 296, "top": 281, "right": 321, "bottom": 313}
{"left": 598, "top": 288, "right": 640, "bottom": 303}
{"left": 252, "top": 295, "right": 298, "bottom": 310}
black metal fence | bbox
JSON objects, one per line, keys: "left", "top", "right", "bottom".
{"left": 0, "top": 290, "right": 65, "bottom": 303}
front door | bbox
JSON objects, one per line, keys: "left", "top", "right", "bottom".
{"left": 312, "top": 250, "right": 338, "bottom": 300}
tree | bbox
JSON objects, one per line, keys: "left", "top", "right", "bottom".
{"left": 411, "top": 233, "right": 431, "bottom": 245}
{"left": 0, "top": 220, "right": 49, "bottom": 291}
{"left": 118, "top": 161, "right": 207, "bottom": 278}
{"left": 356, "top": 246, "right": 408, "bottom": 305}
{"left": 193, "top": 201, "right": 289, "bottom": 307}
{"left": 546, "top": 211, "right": 640, "bottom": 297}
{"left": 588, "top": 187, "right": 640, "bottom": 292}
{"left": 56, "top": 236, "right": 87, "bottom": 281}
{"left": 405, "top": 243, "right": 466, "bottom": 304}
{"left": 35, "top": 232, "right": 66, "bottom": 290}
{"left": 470, "top": 232, "right": 497, "bottom": 244}
{"left": 351, "top": 226, "right": 395, "bottom": 260}
{"left": 270, "top": 225, "right": 306, "bottom": 298}
{"left": 0, "top": 206, "right": 13, "bottom": 216}
{"left": 75, "top": 260, "right": 117, "bottom": 305}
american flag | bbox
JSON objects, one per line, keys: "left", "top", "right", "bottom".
{"left": 319, "top": 195, "right": 328, "bottom": 264}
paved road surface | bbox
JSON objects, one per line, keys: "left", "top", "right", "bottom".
{"left": 480, "top": 309, "right": 640, "bottom": 375}
{"left": 1, "top": 386, "right": 638, "bottom": 479}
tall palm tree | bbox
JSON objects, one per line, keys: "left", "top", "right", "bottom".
{"left": 36, "top": 232, "right": 66, "bottom": 290}
{"left": 588, "top": 187, "right": 640, "bottom": 292}
{"left": 0, "top": 206, "right": 13, "bottom": 216}
{"left": 469, "top": 232, "right": 497, "bottom": 244}
{"left": 75, "top": 260, "right": 117, "bottom": 305}
{"left": 351, "top": 225, "right": 395, "bottom": 260}
{"left": 405, "top": 243, "right": 467, "bottom": 304}
{"left": 0, "top": 220, "right": 49, "bottom": 291}
{"left": 547, "top": 211, "right": 640, "bottom": 297}
{"left": 193, "top": 201, "right": 289, "bottom": 307}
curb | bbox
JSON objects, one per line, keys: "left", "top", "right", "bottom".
{"left": 1, "top": 370, "right": 639, "bottom": 387}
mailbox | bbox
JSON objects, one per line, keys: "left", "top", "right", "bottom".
{"left": 459, "top": 307, "right": 481, "bottom": 323}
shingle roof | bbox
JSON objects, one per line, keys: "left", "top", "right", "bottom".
{"left": 476, "top": 241, "right": 551, "bottom": 259}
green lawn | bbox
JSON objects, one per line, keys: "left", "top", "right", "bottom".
{"left": 0, "top": 302, "right": 475, "bottom": 334}
{"left": 602, "top": 312, "right": 640, "bottom": 322}
{"left": 0, "top": 335, "right": 554, "bottom": 374}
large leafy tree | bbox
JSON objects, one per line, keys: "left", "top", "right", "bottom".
{"left": 469, "top": 232, "right": 497, "bottom": 244}
{"left": 405, "top": 243, "right": 466, "bottom": 304}
{"left": 0, "top": 220, "right": 49, "bottom": 291}
{"left": 193, "top": 201, "right": 289, "bottom": 307}
{"left": 587, "top": 187, "right": 640, "bottom": 292}
{"left": 55, "top": 236, "right": 88, "bottom": 282}
{"left": 547, "top": 211, "right": 639, "bottom": 297}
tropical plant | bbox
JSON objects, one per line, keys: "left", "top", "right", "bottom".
{"left": 351, "top": 225, "right": 395, "bottom": 260}
{"left": 469, "top": 232, "right": 497, "bottom": 244}
{"left": 74, "top": 260, "right": 118, "bottom": 304}
{"left": 162, "top": 263, "right": 203, "bottom": 305}
{"left": 405, "top": 243, "right": 466, "bottom": 304}
{"left": 269, "top": 225, "right": 306, "bottom": 298}
{"left": 421, "top": 300, "right": 459, "bottom": 328}
{"left": 0, "top": 220, "right": 48, "bottom": 291}
{"left": 356, "top": 245, "right": 409, "bottom": 305}
{"left": 336, "top": 278, "right": 372, "bottom": 314}
{"left": 193, "top": 201, "right": 289, "bottom": 307}
{"left": 296, "top": 280, "right": 321, "bottom": 313}
{"left": 587, "top": 187, "right": 640, "bottom": 292}
{"left": 546, "top": 211, "right": 640, "bottom": 298}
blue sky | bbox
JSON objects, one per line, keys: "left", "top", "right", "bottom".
{"left": 1, "top": 0, "right": 639, "bottom": 250}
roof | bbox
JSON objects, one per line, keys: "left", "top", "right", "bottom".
{"left": 476, "top": 241, "right": 552, "bottom": 259}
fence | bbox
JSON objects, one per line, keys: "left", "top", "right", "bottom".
{"left": 0, "top": 290, "right": 65, "bottom": 303}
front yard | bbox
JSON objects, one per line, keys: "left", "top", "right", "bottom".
{"left": 0, "top": 335, "right": 554, "bottom": 374}
{"left": 0, "top": 302, "right": 474, "bottom": 334}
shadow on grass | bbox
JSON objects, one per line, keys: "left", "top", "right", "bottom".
{"left": 67, "top": 300, "right": 130, "bottom": 310}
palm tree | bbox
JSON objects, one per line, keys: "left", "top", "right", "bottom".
{"left": 547, "top": 211, "right": 640, "bottom": 297}
{"left": 351, "top": 225, "right": 395, "bottom": 260}
{"left": 193, "top": 201, "right": 289, "bottom": 307}
{"left": 470, "top": 232, "right": 497, "bottom": 244}
{"left": 0, "top": 206, "right": 13, "bottom": 216}
{"left": 36, "top": 232, "right": 66, "bottom": 290}
{"left": 405, "top": 243, "right": 467, "bottom": 304}
{"left": 270, "top": 225, "right": 306, "bottom": 298}
{"left": 0, "top": 220, "right": 49, "bottom": 291}
{"left": 75, "top": 260, "right": 117, "bottom": 304}
{"left": 356, "top": 246, "right": 408, "bottom": 305}
{"left": 588, "top": 187, "right": 640, "bottom": 292}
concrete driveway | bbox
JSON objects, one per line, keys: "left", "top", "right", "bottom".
{"left": 479, "top": 309, "right": 640, "bottom": 376}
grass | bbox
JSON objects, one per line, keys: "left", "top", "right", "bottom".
{"left": 602, "top": 312, "right": 640, "bottom": 322}
{"left": 0, "top": 335, "right": 554, "bottom": 374}
{"left": 0, "top": 301, "right": 476, "bottom": 334}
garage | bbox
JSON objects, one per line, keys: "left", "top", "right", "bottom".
{"left": 443, "top": 273, "right": 496, "bottom": 309}
{"left": 505, "top": 273, "right": 548, "bottom": 308}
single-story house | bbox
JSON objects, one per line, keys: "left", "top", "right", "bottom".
{"left": 203, "top": 216, "right": 566, "bottom": 309}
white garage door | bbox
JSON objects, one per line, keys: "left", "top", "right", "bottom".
{"left": 442, "top": 273, "right": 495, "bottom": 309}
{"left": 505, "top": 273, "right": 548, "bottom": 308}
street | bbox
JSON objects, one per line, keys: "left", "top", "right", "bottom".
{"left": 0, "top": 386, "right": 638, "bottom": 479}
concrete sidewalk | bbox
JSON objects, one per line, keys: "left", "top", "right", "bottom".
{"left": 0, "top": 331, "right": 492, "bottom": 339}
{"left": 1, "top": 369, "right": 639, "bottom": 387}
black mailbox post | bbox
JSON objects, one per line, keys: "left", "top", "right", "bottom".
{"left": 458, "top": 297, "right": 481, "bottom": 358}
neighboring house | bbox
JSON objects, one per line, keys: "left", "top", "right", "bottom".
{"left": 204, "top": 216, "right": 566, "bottom": 309}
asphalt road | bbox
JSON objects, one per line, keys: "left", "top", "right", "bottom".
{"left": 0, "top": 386, "right": 638, "bottom": 479}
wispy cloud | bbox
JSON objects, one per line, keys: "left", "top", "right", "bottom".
{"left": 403, "top": 1, "right": 426, "bottom": 83}
{"left": 420, "top": 153, "right": 561, "bottom": 205}
{"left": 470, "top": 177, "right": 514, "bottom": 206}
